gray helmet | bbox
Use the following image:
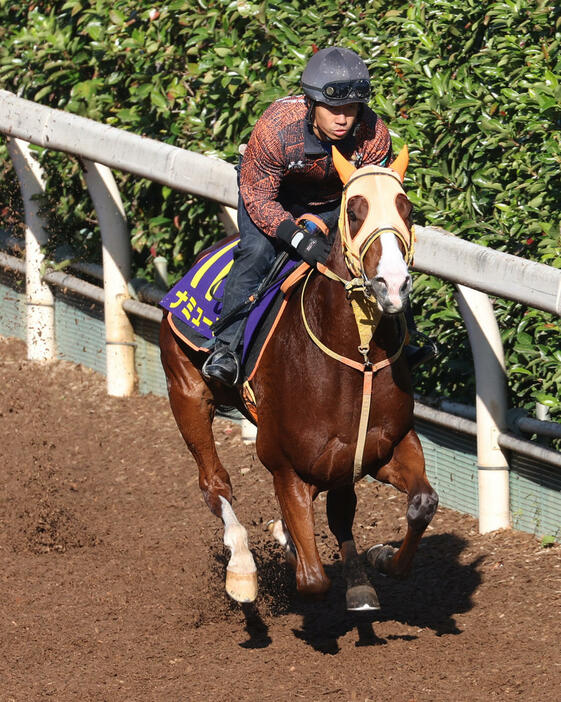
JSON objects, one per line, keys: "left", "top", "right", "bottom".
{"left": 301, "top": 47, "right": 371, "bottom": 106}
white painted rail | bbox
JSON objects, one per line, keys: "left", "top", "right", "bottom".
{"left": 0, "top": 90, "right": 238, "bottom": 206}
{"left": 1, "top": 89, "right": 560, "bottom": 535}
{"left": 414, "top": 225, "right": 561, "bottom": 316}
{"left": 6, "top": 137, "right": 55, "bottom": 361}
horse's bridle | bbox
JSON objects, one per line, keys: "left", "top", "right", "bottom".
{"left": 337, "top": 166, "right": 415, "bottom": 289}
{"left": 313, "top": 164, "right": 415, "bottom": 311}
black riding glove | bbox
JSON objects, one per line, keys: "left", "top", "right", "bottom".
{"left": 276, "top": 220, "right": 330, "bottom": 267}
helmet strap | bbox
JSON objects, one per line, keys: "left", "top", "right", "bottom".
{"left": 305, "top": 99, "right": 316, "bottom": 126}
{"left": 352, "top": 104, "right": 364, "bottom": 137}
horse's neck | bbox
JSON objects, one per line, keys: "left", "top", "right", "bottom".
{"left": 325, "top": 229, "right": 350, "bottom": 280}
{"left": 311, "top": 231, "right": 401, "bottom": 358}
{"left": 314, "top": 231, "right": 354, "bottom": 328}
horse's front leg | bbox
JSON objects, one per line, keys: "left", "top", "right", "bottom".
{"left": 219, "top": 496, "right": 258, "bottom": 602}
{"left": 327, "top": 485, "right": 380, "bottom": 611}
{"left": 271, "top": 467, "right": 330, "bottom": 598}
{"left": 368, "top": 429, "right": 439, "bottom": 578}
{"left": 160, "top": 318, "right": 257, "bottom": 603}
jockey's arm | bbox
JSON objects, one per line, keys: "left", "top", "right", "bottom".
{"left": 238, "top": 116, "right": 295, "bottom": 239}
{"left": 239, "top": 131, "right": 330, "bottom": 267}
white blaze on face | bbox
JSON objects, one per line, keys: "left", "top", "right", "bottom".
{"left": 375, "top": 231, "right": 411, "bottom": 312}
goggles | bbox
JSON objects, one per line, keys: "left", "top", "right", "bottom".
{"left": 321, "top": 79, "right": 370, "bottom": 101}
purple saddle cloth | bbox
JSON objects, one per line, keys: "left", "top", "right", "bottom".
{"left": 160, "top": 237, "right": 297, "bottom": 362}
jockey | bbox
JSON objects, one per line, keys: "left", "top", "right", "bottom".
{"left": 202, "top": 46, "right": 435, "bottom": 386}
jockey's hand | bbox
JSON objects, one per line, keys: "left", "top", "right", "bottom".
{"left": 276, "top": 220, "right": 330, "bottom": 267}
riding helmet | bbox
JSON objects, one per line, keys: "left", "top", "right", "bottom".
{"left": 301, "top": 47, "right": 371, "bottom": 106}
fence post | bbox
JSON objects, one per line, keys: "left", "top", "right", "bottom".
{"left": 218, "top": 205, "right": 239, "bottom": 235}
{"left": 456, "top": 285, "right": 510, "bottom": 533}
{"left": 82, "top": 159, "right": 135, "bottom": 397}
{"left": 6, "top": 137, "right": 56, "bottom": 361}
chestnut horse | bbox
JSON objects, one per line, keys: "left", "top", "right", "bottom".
{"left": 159, "top": 146, "right": 438, "bottom": 611}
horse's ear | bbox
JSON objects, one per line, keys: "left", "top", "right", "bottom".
{"left": 389, "top": 145, "right": 409, "bottom": 182}
{"left": 332, "top": 146, "right": 356, "bottom": 185}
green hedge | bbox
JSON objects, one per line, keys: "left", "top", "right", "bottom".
{"left": 0, "top": 0, "right": 560, "bottom": 417}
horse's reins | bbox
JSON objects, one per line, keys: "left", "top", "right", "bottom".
{"left": 300, "top": 166, "right": 413, "bottom": 483}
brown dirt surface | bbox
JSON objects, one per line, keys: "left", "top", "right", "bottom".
{"left": 1, "top": 335, "right": 560, "bottom": 702}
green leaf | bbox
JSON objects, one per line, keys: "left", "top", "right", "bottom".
{"left": 34, "top": 84, "right": 52, "bottom": 101}
{"left": 533, "top": 392, "right": 558, "bottom": 408}
{"left": 150, "top": 89, "right": 168, "bottom": 110}
{"left": 149, "top": 215, "right": 172, "bottom": 226}
{"left": 471, "top": 173, "right": 503, "bottom": 191}
{"left": 85, "top": 22, "right": 103, "bottom": 41}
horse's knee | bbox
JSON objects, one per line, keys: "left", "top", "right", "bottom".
{"left": 406, "top": 489, "right": 439, "bottom": 531}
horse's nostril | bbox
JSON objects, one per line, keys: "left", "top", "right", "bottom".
{"left": 400, "top": 275, "right": 412, "bottom": 297}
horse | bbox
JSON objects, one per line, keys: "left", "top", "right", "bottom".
{"left": 159, "top": 145, "right": 439, "bottom": 611}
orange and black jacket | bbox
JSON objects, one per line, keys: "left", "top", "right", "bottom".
{"left": 239, "top": 95, "right": 393, "bottom": 238}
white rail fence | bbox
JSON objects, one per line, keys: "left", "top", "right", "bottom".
{"left": 1, "top": 89, "right": 560, "bottom": 537}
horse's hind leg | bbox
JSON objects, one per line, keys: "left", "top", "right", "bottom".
{"left": 368, "top": 429, "right": 438, "bottom": 578}
{"left": 327, "top": 485, "right": 380, "bottom": 611}
{"left": 267, "top": 518, "right": 297, "bottom": 570}
{"left": 159, "top": 319, "right": 257, "bottom": 602}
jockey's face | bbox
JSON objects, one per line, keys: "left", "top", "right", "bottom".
{"left": 313, "top": 102, "right": 359, "bottom": 142}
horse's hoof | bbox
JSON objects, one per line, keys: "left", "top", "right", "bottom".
{"left": 346, "top": 584, "right": 380, "bottom": 612}
{"left": 366, "top": 544, "right": 397, "bottom": 575}
{"left": 226, "top": 568, "right": 258, "bottom": 603}
{"left": 266, "top": 518, "right": 287, "bottom": 546}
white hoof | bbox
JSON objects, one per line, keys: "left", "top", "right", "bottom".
{"left": 267, "top": 519, "right": 296, "bottom": 570}
{"left": 226, "top": 568, "right": 258, "bottom": 603}
{"left": 220, "top": 497, "right": 258, "bottom": 602}
{"left": 267, "top": 518, "right": 288, "bottom": 546}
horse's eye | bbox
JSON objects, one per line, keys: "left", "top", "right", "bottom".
{"left": 347, "top": 209, "right": 357, "bottom": 222}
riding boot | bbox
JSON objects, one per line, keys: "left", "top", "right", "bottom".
{"left": 202, "top": 341, "right": 241, "bottom": 386}
{"left": 404, "top": 343, "right": 437, "bottom": 371}
{"left": 404, "top": 302, "right": 438, "bottom": 371}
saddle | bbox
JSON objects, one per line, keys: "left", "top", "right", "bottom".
{"left": 160, "top": 237, "right": 308, "bottom": 383}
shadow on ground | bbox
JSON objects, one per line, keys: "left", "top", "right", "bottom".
{"left": 227, "top": 532, "right": 483, "bottom": 653}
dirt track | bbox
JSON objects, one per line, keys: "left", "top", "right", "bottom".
{"left": 1, "top": 336, "right": 560, "bottom": 701}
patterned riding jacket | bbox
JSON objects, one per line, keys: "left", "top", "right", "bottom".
{"left": 239, "top": 95, "right": 393, "bottom": 238}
